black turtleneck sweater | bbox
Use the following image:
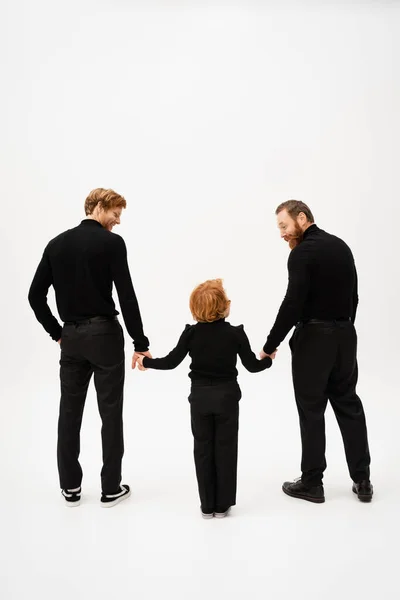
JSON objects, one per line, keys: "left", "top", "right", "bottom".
{"left": 263, "top": 224, "right": 358, "bottom": 355}
{"left": 143, "top": 319, "right": 272, "bottom": 382}
{"left": 28, "top": 219, "right": 149, "bottom": 351}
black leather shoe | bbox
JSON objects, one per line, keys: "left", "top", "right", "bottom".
{"left": 282, "top": 478, "right": 325, "bottom": 503}
{"left": 352, "top": 480, "right": 373, "bottom": 502}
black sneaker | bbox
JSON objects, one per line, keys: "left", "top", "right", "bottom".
{"left": 282, "top": 478, "right": 325, "bottom": 504}
{"left": 352, "top": 480, "right": 373, "bottom": 502}
{"left": 101, "top": 484, "right": 131, "bottom": 508}
{"left": 201, "top": 506, "right": 214, "bottom": 519}
{"left": 61, "top": 486, "right": 81, "bottom": 507}
{"left": 214, "top": 506, "right": 231, "bottom": 518}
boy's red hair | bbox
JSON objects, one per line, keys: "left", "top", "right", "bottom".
{"left": 190, "top": 279, "right": 230, "bottom": 323}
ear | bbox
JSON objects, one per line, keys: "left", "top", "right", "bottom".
{"left": 298, "top": 212, "right": 307, "bottom": 225}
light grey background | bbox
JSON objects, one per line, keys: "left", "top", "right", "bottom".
{"left": 1, "top": 1, "right": 399, "bottom": 599}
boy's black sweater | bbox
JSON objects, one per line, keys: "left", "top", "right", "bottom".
{"left": 143, "top": 319, "right": 272, "bottom": 382}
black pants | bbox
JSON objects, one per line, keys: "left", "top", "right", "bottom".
{"left": 189, "top": 381, "right": 241, "bottom": 512}
{"left": 289, "top": 320, "right": 371, "bottom": 487}
{"left": 58, "top": 317, "right": 125, "bottom": 495}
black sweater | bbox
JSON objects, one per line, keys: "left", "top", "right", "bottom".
{"left": 264, "top": 224, "right": 358, "bottom": 354}
{"left": 143, "top": 319, "right": 272, "bottom": 382}
{"left": 28, "top": 219, "right": 149, "bottom": 351}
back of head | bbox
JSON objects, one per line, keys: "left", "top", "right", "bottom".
{"left": 275, "top": 199, "right": 315, "bottom": 223}
{"left": 84, "top": 188, "right": 127, "bottom": 216}
{"left": 190, "top": 279, "right": 231, "bottom": 323}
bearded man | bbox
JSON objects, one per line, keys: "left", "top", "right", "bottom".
{"left": 261, "top": 200, "right": 372, "bottom": 504}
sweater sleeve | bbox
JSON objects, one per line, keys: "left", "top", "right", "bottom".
{"left": 110, "top": 235, "right": 150, "bottom": 352}
{"left": 142, "top": 325, "right": 192, "bottom": 370}
{"left": 351, "top": 264, "right": 359, "bottom": 324}
{"left": 237, "top": 326, "right": 272, "bottom": 372}
{"left": 263, "top": 245, "right": 310, "bottom": 355}
{"left": 28, "top": 247, "right": 63, "bottom": 341}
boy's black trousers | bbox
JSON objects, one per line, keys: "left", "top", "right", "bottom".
{"left": 189, "top": 380, "right": 241, "bottom": 512}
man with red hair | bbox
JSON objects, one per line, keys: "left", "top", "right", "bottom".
{"left": 29, "top": 188, "right": 151, "bottom": 508}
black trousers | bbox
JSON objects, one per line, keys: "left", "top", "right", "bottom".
{"left": 189, "top": 381, "right": 241, "bottom": 512}
{"left": 289, "top": 320, "right": 371, "bottom": 487}
{"left": 58, "top": 317, "right": 125, "bottom": 495}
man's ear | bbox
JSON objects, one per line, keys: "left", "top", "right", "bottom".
{"left": 298, "top": 212, "right": 307, "bottom": 226}
{"left": 93, "top": 204, "right": 102, "bottom": 218}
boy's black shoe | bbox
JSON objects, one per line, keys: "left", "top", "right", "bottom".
{"left": 214, "top": 506, "right": 231, "bottom": 518}
{"left": 282, "top": 478, "right": 325, "bottom": 504}
{"left": 201, "top": 506, "right": 214, "bottom": 519}
{"left": 352, "top": 480, "right": 373, "bottom": 502}
{"left": 101, "top": 484, "right": 131, "bottom": 508}
{"left": 61, "top": 486, "right": 81, "bottom": 507}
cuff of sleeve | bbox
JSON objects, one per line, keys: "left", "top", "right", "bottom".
{"left": 142, "top": 357, "right": 151, "bottom": 368}
{"left": 263, "top": 342, "right": 276, "bottom": 355}
{"left": 132, "top": 334, "right": 150, "bottom": 353}
{"left": 134, "top": 341, "right": 150, "bottom": 352}
{"left": 51, "top": 326, "right": 63, "bottom": 342}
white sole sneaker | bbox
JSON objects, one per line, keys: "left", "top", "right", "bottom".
{"left": 214, "top": 507, "right": 231, "bottom": 518}
{"left": 201, "top": 512, "right": 214, "bottom": 519}
{"left": 62, "top": 488, "right": 81, "bottom": 507}
{"left": 101, "top": 485, "right": 131, "bottom": 508}
{"left": 64, "top": 499, "right": 81, "bottom": 507}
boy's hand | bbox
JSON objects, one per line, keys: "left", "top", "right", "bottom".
{"left": 136, "top": 354, "right": 148, "bottom": 371}
{"left": 132, "top": 350, "right": 152, "bottom": 369}
{"left": 260, "top": 349, "right": 277, "bottom": 360}
{"left": 132, "top": 351, "right": 152, "bottom": 370}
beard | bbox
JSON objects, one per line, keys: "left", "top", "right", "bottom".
{"left": 288, "top": 221, "right": 305, "bottom": 249}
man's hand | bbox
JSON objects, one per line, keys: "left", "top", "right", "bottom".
{"left": 136, "top": 355, "right": 147, "bottom": 371}
{"left": 57, "top": 339, "right": 61, "bottom": 345}
{"left": 260, "top": 349, "right": 277, "bottom": 360}
{"left": 132, "top": 350, "right": 152, "bottom": 370}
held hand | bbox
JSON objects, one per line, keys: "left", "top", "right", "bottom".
{"left": 136, "top": 355, "right": 147, "bottom": 371}
{"left": 260, "top": 349, "right": 277, "bottom": 360}
{"left": 132, "top": 350, "right": 152, "bottom": 370}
